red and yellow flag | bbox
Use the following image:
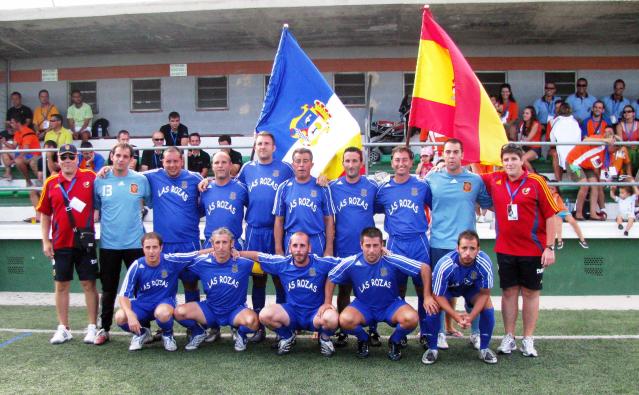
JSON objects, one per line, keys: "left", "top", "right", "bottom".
{"left": 409, "top": 7, "right": 507, "bottom": 165}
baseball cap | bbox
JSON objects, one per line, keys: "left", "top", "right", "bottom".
{"left": 59, "top": 144, "right": 78, "bottom": 155}
{"left": 420, "top": 146, "right": 433, "bottom": 156}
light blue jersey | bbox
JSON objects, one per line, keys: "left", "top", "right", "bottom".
{"left": 602, "top": 94, "right": 631, "bottom": 124}
{"left": 432, "top": 251, "right": 493, "bottom": 297}
{"left": 273, "top": 176, "right": 334, "bottom": 236}
{"left": 533, "top": 96, "right": 561, "bottom": 125}
{"left": 94, "top": 171, "right": 151, "bottom": 249}
{"left": 329, "top": 176, "right": 378, "bottom": 257}
{"left": 375, "top": 175, "right": 431, "bottom": 237}
{"left": 566, "top": 94, "right": 597, "bottom": 122}
{"left": 237, "top": 159, "right": 294, "bottom": 228}
{"left": 201, "top": 179, "right": 248, "bottom": 242}
{"left": 427, "top": 170, "right": 492, "bottom": 250}
{"left": 144, "top": 169, "right": 203, "bottom": 243}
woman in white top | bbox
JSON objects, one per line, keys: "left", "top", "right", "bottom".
{"left": 550, "top": 103, "right": 582, "bottom": 179}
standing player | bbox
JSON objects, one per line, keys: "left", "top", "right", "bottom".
{"left": 327, "top": 227, "right": 438, "bottom": 361}
{"left": 328, "top": 146, "right": 379, "bottom": 347}
{"left": 239, "top": 232, "right": 340, "bottom": 357}
{"left": 482, "top": 143, "right": 560, "bottom": 357}
{"left": 115, "top": 232, "right": 201, "bottom": 352}
{"left": 93, "top": 142, "right": 151, "bottom": 345}
{"left": 374, "top": 145, "right": 432, "bottom": 339}
{"left": 427, "top": 138, "right": 493, "bottom": 349}
{"left": 422, "top": 231, "right": 497, "bottom": 365}
{"left": 37, "top": 144, "right": 99, "bottom": 344}
{"left": 174, "top": 228, "right": 259, "bottom": 352}
{"left": 273, "top": 147, "right": 335, "bottom": 257}
{"left": 201, "top": 151, "right": 248, "bottom": 250}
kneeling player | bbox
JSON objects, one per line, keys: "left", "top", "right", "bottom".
{"left": 422, "top": 230, "right": 497, "bottom": 365}
{"left": 240, "top": 232, "right": 340, "bottom": 357}
{"left": 174, "top": 227, "right": 259, "bottom": 352}
{"left": 115, "top": 232, "right": 201, "bottom": 352}
{"left": 327, "top": 227, "right": 438, "bottom": 361}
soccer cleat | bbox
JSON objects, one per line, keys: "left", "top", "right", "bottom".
{"left": 520, "top": 337, "right": 538, "bottom": 357}
{"left": 276, "top": 334, "right": 296, "bottom": 356}
{"left": 129, "top": 327, "right": 151, "bottom": 351}
{"left": 579, "top": 239, "right": 589, "bottom": 249}
{"left": 469, "top": 333, "right": 480, "bottom": 350}
{"left": 319, "top": 337, "right": 335, "bottom": 357}
{"left": 356, "top": 340, "right": 370, "bottom": 359}
{"left": 421, "top": 348, "right": 439, "bottom": 365}
{"left": 479, "top": 348, "right": 498, "bottom": 364}
{"left": 437, "top": 332, "right": 449, "bottom": 350}
{"left": 50, "top": 325, "right": 73, "bottom": 344}
{"left": 93, "top": 329, "right": 110, "bottom": 345}
{"left": 232, "top": 328, "right": 248, "bottom": 352}
{"left": 248, "top": 326, "right": 265, "bottom": 343}
{"left": 148, "top": 329, "right": 162, "bottom": 344}
{"left": 497, "top": 333, "right": 517, "bottom": 355}
{"left": 334, "top": 331, "right": 348, "bottom": 348}
{"left": 185, "top": 332, "right": 207, "bottom": 351}
{"left": 419, "top": 334, "right": 428, "bottom": 349}
{"left": 387, "top": 339, "right": 402, "bottom": 361}
{"left": 162, "top": 335, "right": 177, "bottom": 352}
{"left": 205, "top": 327, "right": 221, "bottom": 343}
{"left": 369, "top": 330, "right": 381, "bottom": 347}
{"left": 84, "top": 324, "right": 98, "bottom": 344}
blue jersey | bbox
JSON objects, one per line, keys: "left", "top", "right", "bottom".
{"left": 237, "top": 159, "right": 294, "bottom": 228}
{"left": 257, "top": 253, "right": 340, "bottom": 311}
{"left": 432, "top": 251, "right": 493, "bottom": 297}
{"left": 375, "top": 176, "right": 431, "bottom": 237}
{"left": 533, "top": 96, "right": 561, "bottom": 125}
{"left": 427, "top": 170, "right": 492, "bottom": 250}
{"left": 144, "top": 169, "right": 203, "bottom": 243}
{"left": 329, "top": 252, "right": 423, "bottom": 308}
{"left": 329, "top": 176, "right": 378, "bottom": 257}
{"left": 94, "top": 170, "right": 151, "bottom": 250}
{"left": 118, "top": 251, "right": 199, "bottom": 303}
{"left": 273, "top": 176, "right": 334, "bottom": 236}
{"left": 566, "top": 93, "right": 597, "bottom": 122}
{"left": 186, "top": 256, "right": 254, "bottom": 315}
{"left": 201, "top": 179, "right": 248, "bottom": 241}
{"left": 602, "top": 94, "right": 630, "bottom": 124}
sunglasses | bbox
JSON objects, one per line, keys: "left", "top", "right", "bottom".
{"left": 624, "top": 110, "right": 635, "bottom": 114}
{"left": 577, "top": 84, "right": 587, "bottom": 87}
{"left": 544, "top": 86, "right": 556, "bottom": 90}
{"left": 60, "top": 154, "right": 76, "bottom": 161}
{"left": 153, "top": 138, "right": 164, "bottom": 142}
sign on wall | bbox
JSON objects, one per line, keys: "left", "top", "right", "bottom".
{"left": 41, "top": 69, "right": 58, "bottom": 82}
{"left": 170, "top": 64, "right": 188, "bottom": 77}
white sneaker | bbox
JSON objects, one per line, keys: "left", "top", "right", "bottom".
{"left": 497, "top": 333, "right": 517, "bottom": 355}
{"left": 469, "top": 333, "right": 480, "bottom": 350}
{"left": 129, "top": 328, "right": 151, "bottom": 351}
{"left": 520, "top": 336, "right": 538, "bottom": 357}
{"left": 479, "top": 348, "right": 498, "bottom": 364}
{"left": 185, "top": 332, "right": 207, "bottom": 351}
{"left": 232, "top": 328, "right": 248, "bottom": 352}
{"left": 83, "top": 324, "right": 97, "bottom": 344}
{"left": 319, "top": 336, "right": 335, "bottom": 357}
{"left": 162, "top": 335, "right": 177, "bottom": 352}
{"left": 205, "top": 327, "right": 220, "bottom": 343}
{"left": 50, "top": 325, "right": 73, "bottom": 344}
{"left": 421, "top": 348, "right": 439, "bottom": 365}
{"left": 437, "top": 332, "right": 449, "bottom": 350}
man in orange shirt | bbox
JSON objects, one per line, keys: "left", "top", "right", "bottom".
{"left": 33, "top": 89, "right": 60, "bottom": 139}
{"left": 3, "top": 114, "right": 41, "bottom": 186}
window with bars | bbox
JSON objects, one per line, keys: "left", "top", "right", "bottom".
{"left": 68, "top": 81, "right": 98, "bottom": 113}
{"left": 545, "top": 71, "right": 576, "bottom": 99}
{"left": 197, "top": 76, "right": 228, "bottom": 110}
{"left": 476, "top": 72, "right": 507, "bottom": 97}
{"left": 334, "top": 73, "right": 366, "bottom": 106}
{"left": 131, "top": 79, "right": 161, "bottom": 111}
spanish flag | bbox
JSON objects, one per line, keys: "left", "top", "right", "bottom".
{"left": 409, "top": 6, "right": 507, "bottom": 165}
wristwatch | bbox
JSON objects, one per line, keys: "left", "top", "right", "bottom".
{"left": 546, "top": 245, "right": 555, "bottom": 251}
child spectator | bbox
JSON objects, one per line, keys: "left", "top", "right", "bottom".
{"left": 610, "top": 185, "right": 636, "bottom": 236}
{"left": 416, "top": 146, "right": 434, "bottom": 178}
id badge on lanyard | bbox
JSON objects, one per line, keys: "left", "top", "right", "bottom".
{"left": 506, "top": 177, "right": 527, "bottom": 221}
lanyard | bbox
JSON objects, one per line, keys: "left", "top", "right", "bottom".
{"left": 169, "top": 130, "right": 178, "bottom": 145}
{"left": 612, "top": 98, "right": 622, "bottom": 116}
{"left": 622, "top": 121, "right": 636, "bottom": 141}
{"left": 592, "top": 119, "right": 602, "bottom": 135}
{"left": 58, "top": 178, "right": 77, "bottom": 202}
{"left": 546, "top": 99, "right": 554, "bottom": 116}
{"left": 505, "top": 176, "right": 527, "bottom": 203}
{"left": 153, "top": 152, "right": 161, "bottom": 168}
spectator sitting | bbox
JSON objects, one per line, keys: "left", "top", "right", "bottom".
{"left": 24, "top": 140, "right": 60, "bottom": 224}
{"left": 160, "top": 111, "right": 188, "bottom": 146}
{"left": 602, "top": 79, "right": 630, "bottom": 125}
{"left": 415, "top": 146, "right": 434, "bottom": 179}
{"left": 108, "top": 130, "right": 140, "bottom": 167}
{"left": 43, "top": 114, "right": 73, "bottom": 147}
{"left": 566, "top": 78, "right": 597, "bottom": 123}
{"left": 581, "top": 100, "right": 610, "bottom": 139}
{"left": 615, "top": 105, "right": 639, "bottom": 173}
{"left": 66, "top": 89, "right": 93, "bottom": 140}
{"left": 497, "top": 83, "right": 519, "bottom": 130}
{"left": 79, "top": 141, "right": 105, "bottom": 172}
{"left": 140, "top": 131, "right": 165, "bottom": 171}
{"left": 543, "top": 175, "right": 588, "bottom": 249}
{"left": 533, "top": 82, "right": 561, "bottom": 130}
{"left": 610, "top": 185, "right": 636, "bottom": 236}
{"left": 187, "top": 133, "right": 210, "bottom": 177}
{"left": 5, "top": 91, "right": 33, "bottom": 131}
{"left": 33, "top": 89, "right": 60, "bottom": 140}
{"left": 549, "top": 103, "right": 581, "bottom": 181}
{"left": 517, "top": 106, "right": 542, "bottom": 172}
{"left": 2, "top": 113, "right": 41, "bottom": 186}
{"left": 218, "top": 134, "right": 243, "bottom": 176}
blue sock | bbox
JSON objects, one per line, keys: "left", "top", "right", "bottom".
{"left": 479, "top": 308, "right": 495, "bottom": 350}
{"left": 275, "top": 285, "right": 286, "bottom": 304}
{"left": 177, "top": 319, "right": 205, "bottom": 336}
{"left": 466, "top": 303, "right": 480, "bottom": 334}
{"left": 274, "top": 325, "right": 293, "bottom": 340}
{"left": 185, "top": 289, "right": 200, "bottom": 303}
{"left": 118, "top": 323, "right": 131, "bottom": 333}
{"left": 156, "top": 317, "right": 174, "bottom": 336}
{"left": 319, "top": 327, "right": 335, "bottom": 338}
{"left": 238, "top": 325, "right": 254, "bottom": 339}
{"left": 424, "top": 312, "right": 440, "bottom": 350}
{"left": 390, "top": 324, "right": 413, "bottom": 344}
{"left": 344, "top": 325, "right": 369, "bottom": 342}
{"left": 252, "top": 285, "right": 266, "bottom": 314}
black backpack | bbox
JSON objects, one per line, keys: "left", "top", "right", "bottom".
{"left": 92, "top": 118, "right": 109, "bottom": 138}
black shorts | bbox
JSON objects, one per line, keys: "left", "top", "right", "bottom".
{"left": 53, "top": 248, "right": 98, "bottom": 282}
{"left": 496, "top": 253, "right": 543, "bottom": 290}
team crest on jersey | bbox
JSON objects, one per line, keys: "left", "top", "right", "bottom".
{"left": 380, "top": 267, "right": 388, "bottom": 277}
{"left": 360, "top": 189, "right": 368, "bottom": 197}
{"left": 522, "top": 187, "right": 531, "bottom": 195}
{"left": 83, "top": 181, "right": 90, "bottom": 188}
{"left": 310, "top": 190, "right": 317, "bottom": 198}
{"left": 161, "top": 270, "right": 168, "bottom": 279}
{"left": 470, "top": 271, "right": 477, "bottom": 280}
{"left": 496, "top": 179, "right": 502, "bottom": 185}
{"left": 181, "top": 181, "right": 188, "bottom": 189}
{"left": 309, "top": 267, "right": 316, "bottom": 277}
{"left": 273, "top": 170, "right": 280, "bottom": 177}
{"left": 232, "top": 264, "right": 238, "bottom": 273}
{"left": 463, "top": 181, "right": 472, "bottom": 192}
{"left": 230, "top": 192, "right": 236, "bottom": 200}
{"left": 130, "top": 183, "right": 138, "bottom": 194}
{"left": 411, "top": 187, "right": 418, "bottom": 196}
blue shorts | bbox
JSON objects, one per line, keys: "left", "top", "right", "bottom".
{"left": 387, "top": 233, "right": 429, "bottom": 287}
{"left": 284, "top": 232, "right": 326, "bottom": 256}
{"left": 197, "top": 302, "right": 247, "bottom": 328}
{"left": 349, "top": 297, "right": 407, "bottom": 327}
{"left": 441, "top": 286, "right": 481, "bottom": 308}
{"left": 164, "top": 241, "right": 202, "bottom": 282}
{"left": 131, "top": 297, "right": 176, "bottom": 326}
{"left": 281, "top": 303, "right": 320, "bottom": 332}
{"left": 557, "top": 210, "right": 569, "bottom": 220}
{"left": 202, "top": 237, "right": 243, "bottom": 251}
{"left": 245, "top": 225, "right": 275, "bottom": 254}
